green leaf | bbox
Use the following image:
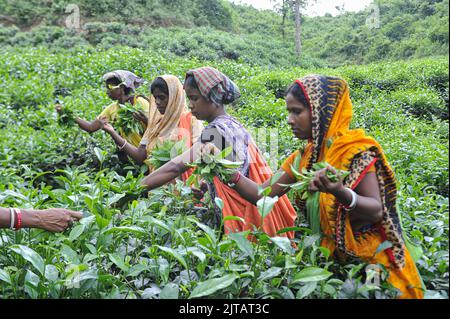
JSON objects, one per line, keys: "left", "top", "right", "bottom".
{"left": 156, "top": 246, "right": 188, "bottom": 269}
{"left": 296, "top": 281, "right": 318, "bottom": 299}
{"left": 228, "top": 231, "right": 254, "bottom": 260}
{"left": 94, "top": 147, "right": 105, "bottom": 164}
{"left": 60, "top": 244, "right": 81, "bottom": 264}
{"left": 256, "top": 196, "right": 279, "bottom": 219}
{"left": 44, "top": 264, "right": 59, "bottom": 282}
{"left": 108, "top": 253, "right": 129, "bottom": 272}
{"left": 25, "top": 269, "right": 40, "bottom": 287}
{"left": 126, "top": 264, "right": 147, "bottom": 277}
{"left": 189, "top": 274, "right": 238, "bottom": 299}
{"left": 108, "top": 193, "right": 126, "bottom": 206}
{"left": 214, "top": 197, "right": 224, "bottom": 211}
{"left": 104, "top": 226, "right": 146, "bottom": 236}
{"left": 223, "top": 215, "right": 245, "bottom": 223}
{"left": 186, "top": 247, "right": 206, "bottom": 263}
{"left": 292, "top": 267, "right": 333, "bottom": 283}
{"left": 160, "top": 283, "right": 179, "bottom": 299}
{"left": 0, "top": 269, "right": 12, "bottom": 285}
{"left": 270, "top": 237, "right": 295, "bottom": 254}
{"left": 258, "top": 267, "right": 283, "bottom": 281}
{"left": 69, "top": 224, "right": 85, "bottom": 241}
{"left": 189, "top": 218, "right": 217, "bottom": 246}
{"left": 9, "top": 245, "right": 45, "bottom": 276}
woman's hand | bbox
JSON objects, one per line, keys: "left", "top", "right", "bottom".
{"left": 191, "top": 180, "right": 208, "bottom": 200}
{"left": 133, "top": 111, "right": 148, "bottom": 127}
{"left": 198, "top": 143, "right": 220, "bottom": 161}
{"left": 101, "top": 121, "right": 115, "bottom": 134}
{"left": 55, "top": 104, "right": 63, "bottom": 114}
{"left": 33, "top": 209, "right": 83, "bottom": 233}
{"left": 308, "top": 166, "right": 345, "bottom": 196}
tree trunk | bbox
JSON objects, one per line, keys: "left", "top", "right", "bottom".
{"left": 281, "top": 0, "right": 287, "bottom": 39}
{"left": 294, "top": 0, "right": 301, "bottom": 59}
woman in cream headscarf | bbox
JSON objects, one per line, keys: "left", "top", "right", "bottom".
{"left": 103, "top": 75, "right": 203, "bottom": 180}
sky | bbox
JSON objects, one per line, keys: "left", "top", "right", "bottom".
{"left": 231, "top": 0, "right": 374, "bottom": 16}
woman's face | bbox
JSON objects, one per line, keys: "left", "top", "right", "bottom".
{"left": 106, "top": 80, "right": 125, "bottom": 101}
{"left": 185, "top": 85, "right": 215, "bottom": 121}
{"left": 153, "top": 88, "right": 169, "bottom": 115}
{"left": 286, "top": 93, "right": 313, "bottom": 140}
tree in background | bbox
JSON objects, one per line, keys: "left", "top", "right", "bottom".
{"left": 271, "top": 0, "right": 316, "bottom": 59}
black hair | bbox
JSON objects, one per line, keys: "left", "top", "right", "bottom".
{"left": 184, "top": 75, "right": 199, "bottom": 90}
{"left": 286, "top": 82, "right": 310, "bottom": 109}
{"left": 106, "top": 77, "right": 132, "bottom": 95}
{"left": 150, "top": 77, "right": 169, "bottom": 95}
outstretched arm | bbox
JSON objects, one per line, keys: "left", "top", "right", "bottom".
{"left": 199, "top": 143, "right": 296, "bottom": 205}
{"left": 0, "top": 207, "right": 83, "bottom": 232}
{"left": 140, "top": 142, "right": 202, "bottom": 190}
{"left": 75, "top": 117, "right": 105, "bottom": 133}
{"left": 102, "top": 123, "right": 147, "bottom": 164}
{"left": 232, "top": 170, "right": 295, "bottom": 205}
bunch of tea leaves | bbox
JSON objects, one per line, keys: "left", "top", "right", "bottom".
{"left": 57, "top": 106, "right": 76, "bottom": 127}
{"left": 114, "top": 103, "right": 144, "bottom": 136}
{"left": 285, "top": 154, "right": 350, "bottom": 235}
{"left": 146, "top": 139, "right": 187, "bottom": 169}
{"left": 186, "top": 146, "right": 242, "bottom": 187}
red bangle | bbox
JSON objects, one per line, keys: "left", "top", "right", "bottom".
{"left": 227, "top": 171, "right": 241, "bottom": 187}
{"left": 13, "top": 208, "right": 22, "bottom": 230}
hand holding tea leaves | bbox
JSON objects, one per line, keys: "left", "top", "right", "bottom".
{"left": 56, "top": 104, "right": 76, "bottom": 127}
{"left": 286, "top": 157, "right": 350, "bottom": 235}
{"left": 308, "top": 165, "right": 350, "bottom": 196}
{"left": 132, "top": 110, "right": 149, "bottom": 128}
{"left": 186, "top": 144, "right": 242, "bottom": 187}
{"left": 114, "top": 103, "right": 145, "bottom": 136}
{"left": 288, "top": 159, "right": 350, "bottom": 199}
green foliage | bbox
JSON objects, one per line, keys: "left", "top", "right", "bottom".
{"left": 146, "top": 140, "right": 187, "bottom": 170}
{"left": 1, "top": 0, "right": 447, "bottom": 67}
{"left": 57, "top": 106, "right": 76, "bottom": 127}
{"left": 0, "top": 47, "right": 448, "bottom": 299}
{"left": 114, "top": 103, "right": 145, "bottom": 136}
{"left": 186, "top": 147, "right": 242, "bottom": 186}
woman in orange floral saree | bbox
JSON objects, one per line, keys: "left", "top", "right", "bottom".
{"left": 215, "top": 75, "right": 424, "bottom": 299}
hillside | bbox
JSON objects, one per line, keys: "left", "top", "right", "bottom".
{"left": 0, "top": 0, "right": 448, "bottom": 67}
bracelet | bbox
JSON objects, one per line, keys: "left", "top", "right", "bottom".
{"left": 227, "top": 171, "right": 241, "bottom": 188}
{"left": 343, "top": 187, "right": 357, "bottom": 211}
{"left": 13, "top": 208, "right": 22, "bottom": 230}
{"left": 119, "top": 140, "right": 128, "bottom": 150}
{"left": 9, "top": 208, "right": 15, "bottom": 230}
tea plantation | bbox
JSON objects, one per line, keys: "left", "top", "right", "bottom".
{"left": 0, "top": 47, "right": 448, "bottom": 299}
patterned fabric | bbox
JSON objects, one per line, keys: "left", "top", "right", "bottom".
{"left": 102, "top": 70, "right": 144, "bottom": 92}
{"left": 185, "top": 67, "right": 241, "bottom": 105}
{"left": 203, "top": 114, "right": 252, "bottom": 176}
{"left": 294, "top": 75, "right": 406, "bottom": 268}
{"left": 201, "top": 114, "right": 252, "bottom": 224}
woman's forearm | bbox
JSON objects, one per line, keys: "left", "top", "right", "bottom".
{"left": 107, "top": 130, "right": 147, "bottom": 164}
{"left": 140, "top": 146, "right": 198, "bottom": 190}
{"left": 333, "top": 186, "right": 383, "bottom": 230}
{"left": 233, "top": 170, "right": 294, "bottom": 205}
{"left": 75, "top": 118, "right": 103, "bottom": 133}
{"left": 0, "top": 208, "right": 40, "bottom": 229}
